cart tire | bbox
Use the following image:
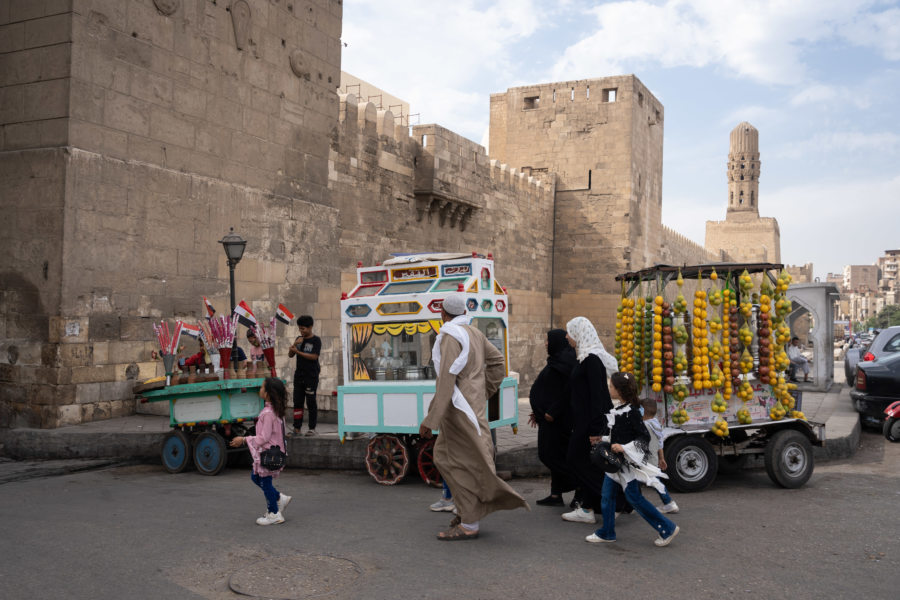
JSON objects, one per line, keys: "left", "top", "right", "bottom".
{"left": 194, "top": 431, "right": 227, "bottom": 476}
{"left": 884, "top": 418, "right": 900, "bottom": 443}
{"left": 665, "top": 435, "right": 717, "bottom": 493}
{"left": 365, "top": 434, "right": 409, "bottom": 485}
{"left": 416, "top": 437, "right": 442, "bottom": 488}
{"left": 161, "top": 430, "right": 192, "bottom": 473}
{"left": 764, "top": 429, "right": 813, "bottom": 488}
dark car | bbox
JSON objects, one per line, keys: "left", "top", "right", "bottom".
{"left": 844, "top": 326, "right": 900, "bottom": 385}
{"left": 850, "top": 352, "right": 900, "bottom": 427}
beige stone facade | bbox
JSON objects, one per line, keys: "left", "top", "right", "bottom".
{"left": 705, "top": 122, "right": 781, "bottom": 263}
{"left": 2, "top": 2, "right": 716, "bottom": 428}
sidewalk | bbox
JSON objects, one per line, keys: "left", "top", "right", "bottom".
{"left": 0, "top": 383, "right": 861, "bottom": 479}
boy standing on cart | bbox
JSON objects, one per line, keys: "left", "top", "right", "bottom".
{"left": 289, "top": 315, "right": 321, "bottom": 436}
{"left": 418, "top": 294, "right": 528, "bottom": 540}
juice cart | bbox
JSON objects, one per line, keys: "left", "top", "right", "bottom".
{"left": 615, "top": 263, "right": 825, "bottom": 492}
{"left": 138, "top": 378, "right": 268, "bottom": 475}
{"left": 338, "top": 252, "right": 519, "bottom": 485}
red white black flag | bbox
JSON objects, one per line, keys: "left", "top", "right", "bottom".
{"left": 275, "top": 303, "right": 295, "bottom": 325}
{"left": 234, "top": 300, "right": 257, "bottom": 329}
{"left": 203, "top": 296, "right": 216, "bottom": 318}
{"left": 181, "top": 323, "right": 201, "bottom": 338}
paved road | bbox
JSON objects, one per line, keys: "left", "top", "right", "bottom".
{"left": 1, "top": 430, "right": 897, "bottom": 600}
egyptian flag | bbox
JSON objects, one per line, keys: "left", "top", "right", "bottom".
{"left": 203, "top": 296, "right": 216, "bottom": 318}
{"left": 234, "top": 300, "right": 257, "bottom": 329}
{"left": 181, "top": 323, "right": 201, "bottom": 338}
{"left": 275, "top": 303, "right": 295, "bottom": 325}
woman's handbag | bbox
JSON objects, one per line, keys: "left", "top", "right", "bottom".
{"left": 590, "top": 441, "right": 624, "bottom": 473}
{"left": 259, "top": 420, "right": 287, "bottom": 470}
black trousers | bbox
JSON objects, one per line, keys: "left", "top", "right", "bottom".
{"left": 537, "top": 421, "right": 577, "bottom": 495}
{"left": 293, "top": 373, "right": 318, "bottom": 430}
{"left": 566, "top": 432, "right": 631, "bottom": 513}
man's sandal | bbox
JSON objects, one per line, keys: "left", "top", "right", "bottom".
{"left": 437, "top": 525, "right": 479, "bottom": 541}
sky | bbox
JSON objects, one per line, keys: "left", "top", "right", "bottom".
{"left": 340, "top": 0, "right": 900, "bottom": 280}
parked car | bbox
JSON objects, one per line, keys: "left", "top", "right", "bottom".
{"left": 850, "top": 352, "right": 900, "bottom": 428}
{"left": 844, "top": 327, "right": 900, "bottom": 385}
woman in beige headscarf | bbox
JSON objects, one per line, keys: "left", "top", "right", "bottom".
{"left": 559, "top": 317, "right": 618, "bottom": 525}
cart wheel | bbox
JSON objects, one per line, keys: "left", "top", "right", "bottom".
{"left": 193, "top": 431, "right": 227, "bottom": 476}
{"left": 365, "top": 434, "right": 409, "bottom": 485}
{"left": 764, "top": 429, "right": 813, "bottom": 488}
{"left": 665, "top": 435, "right": 717, "bottom": 493}
{"left": 884, "top": 418, "right": 900, "bottom": 443}
{"left": 416, "top": 437, "right": 442, "bottom": 488}
{"left": 161, "top": 430, "right": 192, "bottom": 473}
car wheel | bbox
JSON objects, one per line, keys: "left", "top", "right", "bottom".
{"left": 884, "top": 418, "right": 900, "bottom": 443}
{"left": 664, "top": 435, "right": 717, "bottom": 493}
{"left": 765, "top": 429, "right": 814, "bottom": 489}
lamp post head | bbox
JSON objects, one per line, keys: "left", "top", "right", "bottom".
{"left": 219, "top": 227, "right": 246, "bottom": 265}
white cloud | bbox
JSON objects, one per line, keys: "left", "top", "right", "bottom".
{"left": 551, "top": 0, "right": 887, "bottom": 86}
{"left": 718, "top": 105, "right": 785, "bottom": 128}
{"left": 843, "top": 7, "right": 900, "bottom": 60}
{"left": 774, "top": 131, "right": 900, "bottom": 159}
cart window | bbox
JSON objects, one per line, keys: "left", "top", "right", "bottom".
{"left": 349, "top": 321, "right": 441, "bottom": 381}
{"left": 350, "top": 284, "right": 384, "bottom": 297}
{"left": 431, "top": 278, "right": 467, "bottom": 292}
{"left": 361, "top": 270, "right": 388, "bottom": 284}
{"left": 471, "top": 317, "right": 507, "bottom": 358}
{"left": 376, "top": 301, "right": 422, "bottom": 315}
{"left": 884, "top": 334, "right": 900, "bottom": 353}
{"left": 381, "top": 281, "right": 435, "bottom": 294}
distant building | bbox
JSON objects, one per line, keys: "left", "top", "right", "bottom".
{"left": 843, "top": 265, "right": 878, "bottom": 293}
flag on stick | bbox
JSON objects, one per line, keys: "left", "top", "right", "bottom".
{"left": 203, "top": 297, "right": 216, "bottom": 318}
{"left": 275, "top": 303, "right": 295, "bottom": 325}
{"left": 181, "top": 322, "right": 201, "bottom": 338}
{"left": 234, "top": 300, "right": 257, "bottom": 329}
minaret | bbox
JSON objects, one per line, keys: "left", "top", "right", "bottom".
{"left": 727, "top": 122, "right": 760, "bottom": 215}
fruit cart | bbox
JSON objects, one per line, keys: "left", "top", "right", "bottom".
{"left": 337, "top": 252, "right": 519, "bottom": 485}
{"left": 138, "top": 378, "right": 268, "bottom": 476}
{"left": 614, "top": 263, "right": 826, "bottom": 492}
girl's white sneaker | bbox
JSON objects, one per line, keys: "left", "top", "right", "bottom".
{"left": 256, "top": 512, "right": 285, "bottom": 526}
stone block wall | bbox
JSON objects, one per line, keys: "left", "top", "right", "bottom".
{"left": 705, "top": 212, "right": 781, "bottom": 264}
{"left": 327, "top": 95, "right": 557, "bottom": 393}
{"left": 1, "top": 0, "right": 346, "bottom": 428}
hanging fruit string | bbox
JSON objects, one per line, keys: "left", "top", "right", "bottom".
{"left": 691, "top": 271, "right": 710, "bottom": 392}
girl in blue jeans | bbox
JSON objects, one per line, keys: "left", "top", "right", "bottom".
{"left": 586, "top": 372, "right": 680, "bottom": 547}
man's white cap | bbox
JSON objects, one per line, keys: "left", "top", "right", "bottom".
{"left": 442, "top": 294, "right": 466, "bottom": 316}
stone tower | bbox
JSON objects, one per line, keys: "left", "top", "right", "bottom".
{"left": 705, "top": 122, "right": 781, "bottom": 263}
{"left": 727, "top": 122, "right": 761, "bottom": 213}
{"left": 489, "top": 75, "right": 666, "bottom": 333}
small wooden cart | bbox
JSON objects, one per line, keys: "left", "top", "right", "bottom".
{"left": 139, "top": 378, "right": 267, "bottom": 475}
{"left": 337, "top": 252, "right": 519, "bottom": 486}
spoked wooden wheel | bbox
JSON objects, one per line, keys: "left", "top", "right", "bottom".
{"left": 365, "top": 434, "right": 410, "bottom": 485}
{"left": 416, "top": 437, "right": 442, "bottom": 488}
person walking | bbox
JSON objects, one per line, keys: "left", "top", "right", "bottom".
{"left": 586, "top": 372, "right": 679, "bottom": 546}
{"left": 230, "top": 377, "right": 292, "bottom": 526}
{"left": 418, "top": 294, "right": 528, "bottom": 540}
{"left": 560, "top": 316, "right": 617, "bottom": 524}
{"left": 529, "top": 329, "right": 578, "bottom": 506}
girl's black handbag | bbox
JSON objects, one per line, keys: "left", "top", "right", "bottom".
{"left": 590, "top": 441, "right": 624, "bottom": 473}
{"left": 260, "top": 420, "right": 287, "bottom": 470}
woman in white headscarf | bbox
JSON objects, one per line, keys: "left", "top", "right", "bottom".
{"left": 559, "top": 317, "right": 618, "bottom": 525}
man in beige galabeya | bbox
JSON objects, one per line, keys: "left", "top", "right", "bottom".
{"left": 419, "top": 294, "right": 528, "bottom": 540}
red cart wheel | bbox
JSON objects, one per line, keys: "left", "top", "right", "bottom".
{"left": 416, "top": 437, "right": 442, "bottom": 488}
{"left": 365, "top": 434, "right": 410, "bottom": 485}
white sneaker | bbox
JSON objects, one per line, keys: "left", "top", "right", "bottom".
{"left": 654, "top": 525, "right": 680, "bottom": 547}
{"left": 305, "top": 429, "right": 318, "bottom": 437}
{"left": 562, "top": 508, "right": 596, "bottom": 523}
{"left": 256, "top": 511, "right": 285, "bottom": 526}
{"left": 429, "top": 498, "right": 456, "bottom": 512}
{"left": 585, "top": 533, "right": 615, "bottom": 543}
{"left": 277, "top": 494, "right": 292, "bottom": 513}
{"left": 660, "top": 501, "right": 679, "bottom": 514}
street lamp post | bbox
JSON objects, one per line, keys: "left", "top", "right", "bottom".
{"left": 219, "top": 227, "right": 246, "bottom": 375}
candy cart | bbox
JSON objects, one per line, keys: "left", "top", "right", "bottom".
{"left": 614, "top": 263, "right": 826, "bottom": 492}
{"left": 337, "top": 252, "right": 519, "bottom": 485}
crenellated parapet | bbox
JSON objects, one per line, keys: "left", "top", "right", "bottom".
{"left": 660, "top": 224, "right": 719, "bottom": 265}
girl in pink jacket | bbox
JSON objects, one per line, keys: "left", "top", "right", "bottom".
{"left": 230, "top": 378, "right": 291, "bottom": 525}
